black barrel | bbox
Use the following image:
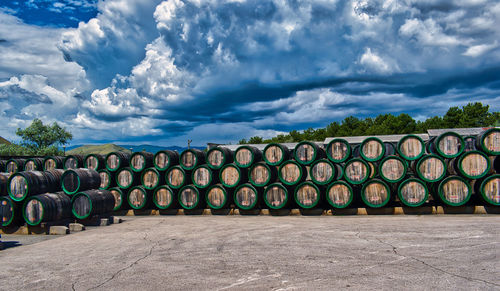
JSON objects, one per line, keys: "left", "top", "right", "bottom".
{"left": 178, "top": 185, "right": 206, "bottom": 210}
{"left": 361, "top": 179, "right": 392, "bottom": 208}
{"left": 105, "top": 152, "right": 131, "bottom": 172}
{"left": 63, "top": 155, "right": 84, "bottom": 169}
{"left": 115, "top": 167, "right": 140, "bottom": 190}
{"left": 415, "top": 154, "right": 447, "bottom": 183}
{"left": 1, "top": 172, "right": 11, "bottom": 196}
{"left": 428, "top": 132, "right": 465, "bottom": 159}
{"left": 45, "top": 169, "right": 64, "bottom": 190}
{"left": 234, "top": 146, "right": 262, "bottom": 168}
{"left": 153, "top": 150, "right": 179, "bottom": 171}
{"left": 234, "top": 183, "right": 261, "bottom": 210}
{"left": 153, "top": 185, "right": 177, "bottom": 210}
{"left": 8, "top": 171, "right": 61, "bottom": 202}
{"left": 263, "top": 143, "right": 291, "bottom": 166}
{"left": 249, "top": 162, "right": 277, "bottom": 187}
{"left": 84, "top": 154, "right": 106, "bottom": 171}
{"left": 326, "top": 181, "right": 355, "bottom": 209}
{"left": 436, "top": 176, "right": 472, "bottom": 206}
{"left": 476, "top": 128, "right": 499, "bottom": 156}
{"left": 476, "top": 174, "right": 500, "bottom": 206}
{"left": 22, "top": 192, "right": 71, "bottom": 226}
{"left": 448, "top": 150, "right": 491, "bottom": 179}
{"left": 219, "top": 163, "right": 247, "bottom": 188}
{"left": 127, "top": 186, "right": 153, "bottom": 210}
{"left": 326, "top": 138, "right": 351, "bottom": 163}
{"left": 206, "top": 184, "right": 233, "bottom": 210}
{"left": 278, "top": 160, "right": 307, "bottom": 186}
{"left": 6, "top": 159, "right": 26, "bottom": 174}
{"left": 397, "top": 134, "right": 425, "bottom": 161}
{"left": 378, "top": 156, "right": 408, "bottom": 183}
{"left": 109, "top": 187, "right": 128, "bottom": 211}
{"left": 206, "top": 147, "right": 234, "bottom": 170}
{"left": 98, "top": 169, "right": 116, "bottom": 190}
{"left": 61, "top": 168, "right": 101, "bottom": 195}
{"left": 166, "top": 165, "right": 190, "bottom": 189}
{"left": 1, "top": 196, "right": 23, "bottom": 227}
{"left": 397, "top": 178, "right": 429, "bottom": 207}
{"left": 141, "top": 167, "right": 164, "bottom": 190}
{"left": 180, "top": 149, "right": 205, "bottom": 171}
{"left": 43, "top": 156, "right": 64, "bottom": 171}
{"left": 130, "top": 152, "right": 154, "bottom": 173}
{"left": 263, "top": 183, "right": 294, "bottom": 210}
{"left": 464, "top": 136, "right": 477, "bottom": 152}
{"left": 309, "top": 159, "right": 343, "bottom": 186}
{"left": 294, "top": 181, "right": 324, "bottom": 209}
{"left": 71, "top": 189, "right": 115, "bottom": 219}
{"left": 192, "top": 165, "right": 218, "bottom": 189}
{"left": 24, "top": 158, "right": 44, "bottom": 171}
{"left": 294, "top": 141, "right": 325, "bottom": 166}
{"left": 343, "top": 158, "right": 371, "bottom": 185}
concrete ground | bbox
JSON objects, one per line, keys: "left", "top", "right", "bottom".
{"left": 0, "top": 215, "right": 499, "bottom": 290}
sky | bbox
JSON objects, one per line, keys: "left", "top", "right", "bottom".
{"left": 0, "top": 0, "right": 499, "bottom": 147}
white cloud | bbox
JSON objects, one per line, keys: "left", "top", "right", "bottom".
{"left": 463, "top": 42, "right": 498, "bottom": 57}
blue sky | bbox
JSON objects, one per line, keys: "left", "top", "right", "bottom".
{"left": 0, "top": 0, "right": 499, "bottom": 146}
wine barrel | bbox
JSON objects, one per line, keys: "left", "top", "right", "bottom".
{"left": 495, "top": 156, "right": 500, "bottom": 173}
{"left": 397, "top": 178, "right": 429, "bottom": 207}
{"left": 234, "top": 146, "right": 262, "bottom": 168}
{"left": 463, "top": 136, "right": 477, "bottom": 152}
{"left": 219, "top": 163, "right": 246, "bottom": 188}
{"left": 141, "top": 167, "right": 164, "bottom": 190}
{"left": 436, "top": 176, "right": 472, "bottom": 206}
{"left": 153, "top": 185, "right": 177, "bottom": 210}
{"left": 192, "top": 165, "right": 218, "bottom": 189}
{"left": 343, "top": 158, "right": 371, "bottom": 185}
{"left": 6, "top": 159, "right": 26, "bottom": 174}
{"left": 166, "top": 165, "right": 190, "bottom": 189}
{"left": 178, "top": 185, "right": 206, "bottom": 210}
{"left": 294, "top": 141, "right": 325, "bottom": 165}
{"left": 43, "top": 156, "right": 64, "bottom": 171}
{"left": 180, "top": 149, "right": 205, "bottom": 171}
{"left": 24, "top": 158, "right": 44, "bottom": 171}
{"left": 0, "top": 160, "right": 6, "bottom": 172}
{"left": 379, "top": 156, "right": 408, "bottom": 183}
{"left": 63, "top": 154, "right": 84, "bottom": 169}
{"left": 98, "top": 169, "right": 115, "bottom": 190}
{"left": 71, "top": 189, "right": 115, "bottom": 219}
{"left": 8, "top": 171, "right": 60, "bottom": 201}
{"left": 415, "top": 154, "right": 447, "bottom": 183}
{"left": 234, "top": 183, "right": 261, "bottom": 210}
{"left": 115, "top": 167, "right": 140, "bottom": 190}
{"left": 263, "top": 143, "right": 291, "bottom": 166}
{"left": 105, "top": 152, "right": 131, "bottom": 172}
{"left": 294, "top": 181, "right": 323, "bottom": 209}
{"left": 130, "top": 152, "right": 154, "bottom": 172}
{"left": 397, "top": 134, "right": 425, "bottom": 161}
{"left": 278, "top": 160, "right": 307, "bottom": 186}
{"left": 263, "top": 183, "right": 293, "bottom": 210}
{"left": 309, "top": 159, "right": 343, "bottom": 186}
{"left": 448, "top": 151, "right": 491, "bottom": 179}
{"left": 476, "top": 174, "right": 500, "bottom": 206}
{"left": 61, "top": 168, "right": 101, "bottom": 195}
{"left": 127, "top": 186, "right": 153, "bottom": 210}
{"left": 206, "top": 147, "right": 234, "bottom": 170}
{"left": 22, "top": 192, "right": 71, "bottom": 226}
{"left": 84, "top": 154, "right": 105, "bottom": 171}
{"left": 0, "top": 172, "right": 11, "bottom": 196}
{"left": 249, "top": 162, "right": 277, "bottom": 187}
{"left": 45, "top": 169, "right": 64, "bottom": 189}
{"left": 109, "top": 187, "right": 128, "bottom": 211}
{"left": 153, "top": 150, "right": 179, "bottom": 171}
{"left": 326, "top": 138, "right": 351, "bottom": 163}
{"left": 1, "top": 196, "right": 22, "bottom": 227}
{"left": 359, "top": 137, "right": 394, "bottom": 162}
{"left": 476, "top": 128, "right": 500, "bottom": 155}
{"left": 206, "top": 184, "right": 232, "bottom": 209}
{"left": 326, "top": 181, "right": 355, "bottom": 209}
{"left": 361, "top": 179, "right": 391, "bottom": 208}
{"left": 428, "top": 132, "right": 465, "bottom": 159}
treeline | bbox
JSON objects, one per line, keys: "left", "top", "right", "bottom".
{"left": 239, "top": 102, "right": 499, "bottom": 144}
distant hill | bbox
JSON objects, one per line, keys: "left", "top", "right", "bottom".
{"left": 67, "top": 144, "right": 131, "bottom": 155}
{"left": 0, "top": 136, "right": 10, "bottom": 145}
{"left": 119, "top": 144, "right": 206, "bottom": 154}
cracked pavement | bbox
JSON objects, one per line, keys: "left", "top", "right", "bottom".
{"left": 1, "top": 215, "right": 499, "bottom": 290}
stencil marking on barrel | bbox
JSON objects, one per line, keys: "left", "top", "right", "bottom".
{"left": 118, "top": 170, "right": 133, "bottom": 188}
{"left": 131, "top": 155, "right": 145, "bottom": 170}
{"left": 265, "top": 146, "right": 283, "bottom": 164}
{"left": 345, "top": 161, "right": 368, "bottom": 182}
{"left": 438, "top": 135, "right": 461, "bottom": 156}
{"left": 143, "top": 169, "right": 159, "bottom": 188}
{"left": 236, "top": 148, "right": 252, "bottom": 166}
{"left": 296, "top": 144, "right": 314, "bottom": 163}
{"left": 281, "top": 163, "right": 300, "bottom": 183}
{"left": 168, "top": 168, "right": 184, "bottom": 187}
{"left": 10, "top": 176, "right": 27, "bottom": 198}
{"left": 419, "top": 157, "right": 444, "bottom": 181}
{"left": 107, "top": 154, "right": 120, "bottom": 170}
{"left": 25, "top": 199, "right": 43, "bottom": 224}
{"left": 266, "top": 186, "right": 286, "bottom": 207}
{"left": 221, "top": 166, "right": 239, "bottom": 186}
{"left": 236, "top": 186, "right": 256, "bottom": 207}
{"left": 484, "top": 131, "right": 500, "bottom": 153}
{"left": 400, "top": 138, "right": 422, "bottom": 159}
{"left": 194, "top": 167, "right": 211, "bottom": 187}
{"left": 362, "top": 140, "right": 382, "bottom": 160}
{"left": 328, "top": 142, "right": 348, "bottom": 161}
{"left": 381, "top": 158, "right": 405, "bottom": 181}
{"left": 110, "top": 189, "right": 122, "bottom": 209}
{"left": 180, "top": 188, "right": 198, "bottom": 208}
{"left": 483, "top": 178, "right": 500, "bottom": 203}
{"left": 364, "top": 182, "right": 388, "bottom": 206}
{"left": 73, "top": 195, "right": 91, "bottom": 218}
{"left": 400, "top": 181, "right": 426, "bottom": 204}
{"left": 328, "top": 184, "right": 351, "bottom": 207}
{"left": 296, "top": 184, "right": 318, "bottom": 207}
{"left": 182, "top": 152, "right": 195, "bottom": 168}
{"left": 311, "top": 161, "right": 333, "bottom": 183}
{"left": 129, "top": 188, "right": 146, "bottom": 208}
{"left": 208, "top": 187, "right": 225, "bottom": 207}
{"left": 442, "top": 179, "right": 469, "bottom": 204}
{"left": 461, "top": 153, "right": 488, "bottom": 177}
{"left": 155, "top": 188, "right": 173, "bottom": 207}
{"left": 208, "top": 150, "right": 223, "bottom": 167}
{"left": 251, "top": 165, "right": 269, "bottom": 185}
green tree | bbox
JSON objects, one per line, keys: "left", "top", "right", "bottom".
{"left": 16, "top": 118, "right": 72, "bottom": 154}
{"left": 248, "top": 136, "right": 264, "bottom": 144}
